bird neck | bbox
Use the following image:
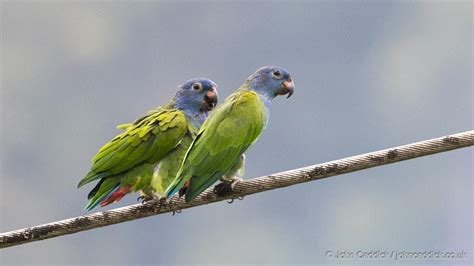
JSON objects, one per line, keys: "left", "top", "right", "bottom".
{"left": 168, "top": 97, "right": 207, "bottom": 127}
{"left": 242, "top": 80, "right": 276, "bottom": 106}
{"left": 184, "top": 111, "right": 207, "bottom": 128}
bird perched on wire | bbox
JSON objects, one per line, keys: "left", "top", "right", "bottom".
{"left": 166, "top": 66, "right": 294, "bottom": 202}
{"left": 78, "top": 78, "right": 218, "bottom": 210}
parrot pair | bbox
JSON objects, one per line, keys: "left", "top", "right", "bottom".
{"left": 78, "top": 66, "right": 294, "bottom": 210}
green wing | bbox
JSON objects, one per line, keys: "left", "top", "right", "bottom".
{"left": 78, "top": 108, "right": 188, "bottom": 188}
{"left": 166, "top": 90, "right": 267, "bottom": 202}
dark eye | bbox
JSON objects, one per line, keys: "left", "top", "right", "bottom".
{"left": 192, "top": 83, "right": 202, "bottom": 91}
{"left": 272, "top": 70, "right": 281, "bottom": 78}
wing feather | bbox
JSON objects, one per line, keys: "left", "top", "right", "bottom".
{"left": 78, "top": 108, "right": 188, "bottom": 188}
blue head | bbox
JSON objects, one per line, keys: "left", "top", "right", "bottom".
{"left": 244, "top": 66, "right": 294, "bottom": 102}
{"left": 173, "top": 78, "right": 218, "bottom": 123}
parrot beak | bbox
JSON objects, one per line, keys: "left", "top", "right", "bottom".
{"left": 203, "top": 88, "right": 218, "bottom": 111}
{"left": 276, "top": 78, "right": 295, "bottom": 98}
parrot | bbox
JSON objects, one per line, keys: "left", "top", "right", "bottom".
{"left": 77, "top": 78, "right": 219, "bottom": 211}
{"left": 166, "top": 66, "right": 294, "bottom": 202}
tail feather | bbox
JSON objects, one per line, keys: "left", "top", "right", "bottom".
{"left": 84, "top": 184, "right": 120, "bottom": 211}
{"left": 88, "top": 179, "right": 105, "bottom": 200}
{"left": 84, "top": 177, "right": 131, "bottom": 211}
{"left": 99, "top": 186, "right": 131, "bottom": 207}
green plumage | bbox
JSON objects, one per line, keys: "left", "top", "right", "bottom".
{"left": 78, "top": 77, "right": 220, "bottom": 210}
{"left": 150, "top": 123, "right": 198, "bottom": 196}
{"left": 167, "top": 89, "right": 267, "bottom": 202}
{"left": 79, "top": 105, "right": 192, "bottom": 210}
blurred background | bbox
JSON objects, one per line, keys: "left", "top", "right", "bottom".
{"left": 1, "top": 1, "right": 472, "bottom": 264}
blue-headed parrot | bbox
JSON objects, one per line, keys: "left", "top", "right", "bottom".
{"left": 166, "top": 66, "right": 294, "bottom": 202}
{"left": 78, "top": 78, "right": 218, "bottom": 210}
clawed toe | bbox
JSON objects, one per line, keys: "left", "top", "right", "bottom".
{"left": 158, "top": 197, "right": 169, "bottom": 207}
{"left": 214, "top": 182, "right": 232, "bottom": 196}
{"left": 172, "top": 209, "right": 182, "bottom": 216}
{"left": 214, "top": 178, "right": 242, "bottom": 196}
{"left": 137, "top": 195, "right": 155, "bottom": 204}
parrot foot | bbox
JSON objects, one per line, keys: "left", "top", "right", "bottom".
{"left": 137, "top": 195, "right": 154, "bottom": 204}
{"left": 213, "top": 177, "right": 243, "bottom": 197}
{"left": 152, "top": 197, "right": 168, "bottom": 212}
{"left": 150, "top": 197, "right": 172, "bottom": 213}
{"left": 157, "top": 197, "right": 170, "bottom": 208}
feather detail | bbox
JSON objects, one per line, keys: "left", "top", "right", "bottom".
{"left": 99, "top": 185, "right": 131, "bottom": 207}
